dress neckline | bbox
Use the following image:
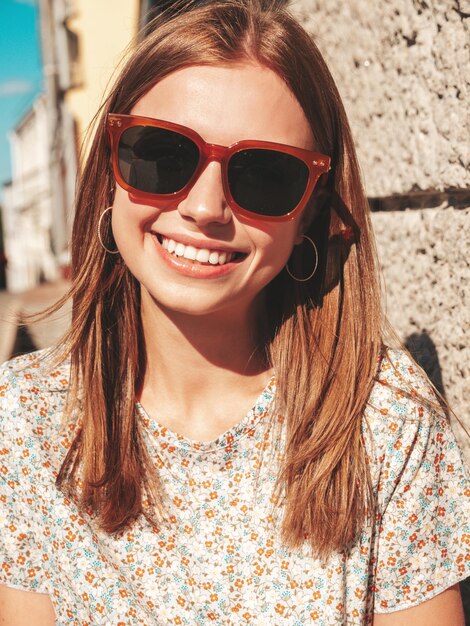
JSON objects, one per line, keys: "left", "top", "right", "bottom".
{"left": 136, "top": 375, "right": 276, "bottom": 454}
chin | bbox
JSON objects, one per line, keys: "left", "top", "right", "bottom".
{"left": 140, "top": 285, "right": 242, "bottom": 318}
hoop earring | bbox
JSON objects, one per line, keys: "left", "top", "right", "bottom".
{"left": 286, "top": 235, "right": 319, "bottom": 282}
{"left": 98, "top": 206, "right": 119, "bottom": 254}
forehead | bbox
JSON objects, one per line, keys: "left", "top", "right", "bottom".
{"left": 130, "top": 63, "right": 315, "bottom": 149}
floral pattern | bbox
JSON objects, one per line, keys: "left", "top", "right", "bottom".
{"left": 0, "top": 348, "right": 469, "bottom": 625}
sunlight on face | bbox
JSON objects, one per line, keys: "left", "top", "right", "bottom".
{"left": 111, "top": 63, "right": 316, "bottom": 322}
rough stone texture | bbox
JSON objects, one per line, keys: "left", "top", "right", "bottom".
{"left": 290, "top": 0, "right": 470, "bottom": 197}
{"left": 372, "top": 206, "right": 470, "bottom": 461}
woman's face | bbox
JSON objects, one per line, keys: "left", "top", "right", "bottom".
{"left": 111, "top": 63, "right": 316, "bottom": 321}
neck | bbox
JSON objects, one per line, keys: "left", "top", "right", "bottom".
{"left": 138, "top": 289, "right": 271, "bottom": 401}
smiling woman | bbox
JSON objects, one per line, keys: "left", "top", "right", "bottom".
{"left": 111, "top": 64, "right": 322, "bottom": 319}
{"left": 0, "top": 1, "right": 469, "bottom": 624}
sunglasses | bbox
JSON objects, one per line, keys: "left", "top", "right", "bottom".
{"left": 106, "top": 113, "right": 331, "bottom": 222}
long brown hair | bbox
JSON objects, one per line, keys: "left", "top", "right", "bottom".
{"left": 50, "top": 0, "right": 384, "bottom": 558}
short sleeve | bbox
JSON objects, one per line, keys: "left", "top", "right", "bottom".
{"left": 0, "top": 362, "right": 49, "bottom": 593}
{"left": 373, "top": 412, "right": 470, "bottom": 612}
{"left": 365, "top": 349, "right": 470, "bottom": 613}
{"left": 0, "top": 481, "right": 49, "bottom": 593}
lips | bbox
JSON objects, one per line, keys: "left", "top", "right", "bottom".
{"left": 155, "top": 234, "right": 245, "bottom": 266}
{"left": 161, "top": 236, "right": 235, "bottom": 265}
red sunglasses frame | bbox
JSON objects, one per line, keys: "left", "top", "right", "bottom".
{"left": 106, "top": 113, "right": 331, "bottom": 222}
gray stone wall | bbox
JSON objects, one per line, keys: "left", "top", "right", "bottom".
{"left": 291, "top": 0, "right": 470, "bottom": 196}
{"left": 290, "top": 0, "right": 469, "bottom": 459}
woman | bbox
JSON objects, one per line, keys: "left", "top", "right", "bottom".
{"left": 0, "top": 1, "right": 468, "bottom": 624}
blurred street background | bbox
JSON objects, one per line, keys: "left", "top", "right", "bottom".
{"left": 0, "top": 0, "right": 161, "bottom": 360}
{"left": 0, "top": 0, "right": 163, "bottom": 362}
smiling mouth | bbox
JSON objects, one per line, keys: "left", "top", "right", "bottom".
{"left": 155, "top": 234, "right": 246, "bottom": 266}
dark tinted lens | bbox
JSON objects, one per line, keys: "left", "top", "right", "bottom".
{"left": 228, "top": 149, "right": 309, "bottom": 216}
{"left": 118, "top": 126, "right": 199, "bottom": 194}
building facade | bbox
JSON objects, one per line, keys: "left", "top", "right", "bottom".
{"left": 63, "top": 0, "right": 140, "bottom": 158}
{"left": 37, "top": 0, "right": 142, "bottom": 265}
{"left": 1, "top": 0, "right": 142, "bottom": 293}
{"left": 1, "top": 96, "right": 58, "bottom": 293}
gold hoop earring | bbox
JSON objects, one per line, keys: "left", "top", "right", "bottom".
{"left": 286, "top": 235, "right": 319, "bottom": 282}
{"left": 98, "top": 206, "right": 119, "bottom": 254}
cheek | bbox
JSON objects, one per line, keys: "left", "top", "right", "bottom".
{"left": 111, "top": 188, "right": 164, "bottom": 254}
{"left": 249, "top": 222, "right": 299, "bottom": 270}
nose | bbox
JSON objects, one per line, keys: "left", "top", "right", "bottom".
{"left": 177, "top": 161, "right": 232, "bottom": 226}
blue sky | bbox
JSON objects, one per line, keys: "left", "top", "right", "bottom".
{"left": 0, "top": 0, "right": 43, "bottom": 193}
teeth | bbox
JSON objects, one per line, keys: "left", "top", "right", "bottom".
{"left": 160, "top": 237, "right": 235, "bottom": 265}
{"left": 184, "top": 245, "right": 197, "bottom": 260}
{"left": 209, "top": 251, "right": 219, "bottom": 265}
{"left": 175, "top": 243, "right": 185, "bottom": 257}
{"left": 196, "top": 248, "right": 210, "bottom": 263}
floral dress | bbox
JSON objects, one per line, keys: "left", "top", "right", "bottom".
{"left": 0, "top": 348, "right": 469, "bottom": 625}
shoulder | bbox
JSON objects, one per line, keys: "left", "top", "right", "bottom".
{"left": 1, "top": 348, "right": 70, "bottom": 430}
{"left": 362, "top": 347, "right": 465, "bottom": 484}
{"left": 368, "top": 346, "right": 438, "bottom": 412}
{"left": 364, "top": 346, "right": 440, "bottom": 433}
{"left": 1, "top": 348, "right": 70, "bottom": 394}
{"left": 365, "top": 351, "right": 470, "bottom": 612}
{"left": 0, "top": 349, "right": 72, "bottom": 482}
{"left": 1, "top": 349, "right": 70, "bottom": 415}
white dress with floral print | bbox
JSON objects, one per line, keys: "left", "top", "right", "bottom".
{"left": 0, "top": 348, "right": 469, "bottom": 625}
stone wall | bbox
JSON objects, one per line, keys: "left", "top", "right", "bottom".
{"left": 291, "top": 0, "right": 469, "bottom": 196}
{"left": 290, "top": 0, "right": 469, "bottom": 459}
